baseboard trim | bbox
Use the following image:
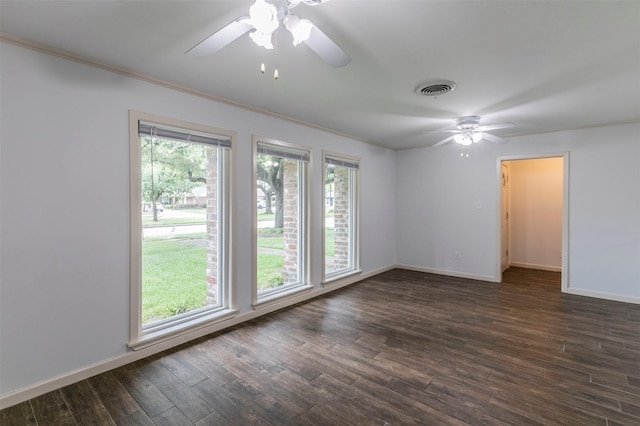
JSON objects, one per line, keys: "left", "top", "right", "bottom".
{"left": 395, "top": 264, "right": 499, "bottom": 283}
{"left": 567, "top": 288, "right": 640, "bottom": 305}
{"left": 395, "top": 264, "right": 640, "bottom": 305}
{"left": 509, "top": 262, "right": 562, "bottom": 272}
{"left": 0, "top": 265, "right": 395, "bottom": 410}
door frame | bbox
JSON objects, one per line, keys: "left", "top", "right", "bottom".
{"left": 500, "top": 162, "right": 510, "bottom": 272}
{"left": 496, "top": 152, "right": 570, "bottom": 293}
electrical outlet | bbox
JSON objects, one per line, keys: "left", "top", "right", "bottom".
{"left": 454, "top": 251, "right": 461, "bottom": 259}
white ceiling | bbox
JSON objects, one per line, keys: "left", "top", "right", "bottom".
{"left": 1, "top": 0, "right": 639, "bottom": 149}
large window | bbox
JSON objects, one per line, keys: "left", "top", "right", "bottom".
{"left": 130, "top": 112, "right": 235, "bottom": 348}
{"left": 254, "top": 138, "right": 310, "bottom": 305}
{"left": 323, "top": 152, "right": 360, "bottom": 282}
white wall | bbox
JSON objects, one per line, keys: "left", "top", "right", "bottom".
{"left": 509, "top": 157, "right": 563, "bottom": 271}
{"left": 396, "top": 122, "right": 640, "bottom": 301}
{"left": 2, "top": 40, "right": 639, "bottom": 406}
{"left": 0, "top": 43, "right": 396, "bottom": 398}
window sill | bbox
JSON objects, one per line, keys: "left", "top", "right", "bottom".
{"left": 322, "top": 269, "right": 362, "bottom": 286}
{"left": 128, "top": 308, "right": 238, "bottom": 351}
{"left": 253, "top": 284, "right": 314, "bottom": 310}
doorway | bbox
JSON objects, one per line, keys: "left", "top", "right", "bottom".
{"left": 497, "top": 153, "right": 569, "bottom": 292}
{"left": 500, "top": 162, "right": 510, "bottom": 272}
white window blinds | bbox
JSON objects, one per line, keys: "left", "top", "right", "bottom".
{"left": 139, "top": 121, "right": 231, "bottom": 148}
{"left": 325, "top": 155, "right": 359, "bottom": 170}
{"left": 257, "top": 142, "right": 310, "bottom": 162}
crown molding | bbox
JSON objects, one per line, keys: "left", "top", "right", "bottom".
{"left": 0, "top": 32, "right": 377, "bottom": 148}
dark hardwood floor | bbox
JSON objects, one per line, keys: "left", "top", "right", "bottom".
{"left": 2, "top": 268, "right": 639, "bottom": 425}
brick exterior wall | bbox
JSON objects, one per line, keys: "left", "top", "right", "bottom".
{"left": 332, "top": 166, "right": 351, "bottom": 270}
{"left": 205, "top": 147, "right": 218, "bottom": 305}
{"left": 282, "top": 159, "right": 299, "bottom": 284}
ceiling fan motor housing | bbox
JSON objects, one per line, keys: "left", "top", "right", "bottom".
{"left": 456, "top": 115, "right": 481, "bottom": 130}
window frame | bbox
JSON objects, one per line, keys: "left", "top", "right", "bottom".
{"left": 252, "top": 136, "right": 312, "bottom": 309}
{"left": 322, "top": 150, "right": 361, "bottom": 284}
{"left": 128, "top": 110, "right": 237, "bottom": 350}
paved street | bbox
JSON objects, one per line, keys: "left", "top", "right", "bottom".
{"left": 143, "top": 209, "right": 334, "bottom": 238}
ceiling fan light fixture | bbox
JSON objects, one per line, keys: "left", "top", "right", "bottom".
{"left": 284, "top": 14, "right": 313, "bottom": 45}
{"left": 433, "top": 116, "right": 511, "bottom": 149}
{"left": 186, "top": 0, "right": 351, "bottom": 68}
{"left": 249, "top": 30, "right": 274, "bottom": 49}
{"left": 454, "top": 133, "right": 471, "bottom": 146}
{"left": 249, "top": 0, "right": 279, "bottom": 34}
{"left": 454, "top": 130, "right": 481, "bottom": 146}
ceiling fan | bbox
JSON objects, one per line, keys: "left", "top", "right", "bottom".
{"left": 185, "top": 0, "right": 351, "bottom": 68}
{"left": 431, "top": 116, "right": 515, "bottom": 148}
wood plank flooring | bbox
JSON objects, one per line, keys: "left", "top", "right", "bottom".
{"left": 2, "top": 268, "right": 639, "bottom": 425}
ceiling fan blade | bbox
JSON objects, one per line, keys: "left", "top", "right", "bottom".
{"left": 186, "top": 17, "right": 253, "bottom": 57}
{"left": 303, "top": 25, "right": 351, "bottom": 67}
{"left": 478, "top": 122, "right": 515, "bottom": 132}
{"left": 433, "top": 129, "right": 460, "bottom": 133}
{"left": 431, "top": 135, "right": 455, "bottom": 148}
{"left": 482, "top": 133, "right": 508, "bottom": 144}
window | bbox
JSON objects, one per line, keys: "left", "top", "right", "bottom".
{"left": 129, "top": 111, "right": 235, "bottom": 348}
{"left": 323, "top": 152, "right": 360, "bottom": 282}
{"left": 254, "top": 138, "right": 311, "bottom": 305}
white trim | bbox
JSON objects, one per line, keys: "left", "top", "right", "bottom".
{"left": 395, "top": 264, "right": 499, "bottom": 283}
{"left": 394, "top": 265, "right": 640, "bottom": 306}
{"left": 0, "top": 265, "right": 395, "bottom": 410}
{"left": 323, "top": 269, "right": 362, "bottom": 286}
{"left": 128, "top": 309, "right": 238, "bottom": 351}
{"left": 0, "top": 34, "right": 379, "bottom": 149}
{"left": 567, "top": 288, "right": 640, "bottom": 305}
{"left": 3, "top": 34, "right": 639, "bottom": 153}
{"left": 561, "top": 153, "right": 570, "bottom": 293}
{"left": 252, "top": 284, "right": 314, "bottom": 310}
{"left": 508, "top": 262, "right": 562, "bottom": 272}
{"left": 496, "top": 152, "right": 570, "bottom": 292}
{"left": 129, "top": 112, "right": 143, "bottom": 341}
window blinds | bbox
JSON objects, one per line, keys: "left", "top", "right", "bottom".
{"left": 257, "top": 142, "right": 310, "bottom": 162}
{"left": 325, "top": 156, "right": 359, "bottom": 170}
{"left": 139, "top": 122, "right": 231, "bottom": 148}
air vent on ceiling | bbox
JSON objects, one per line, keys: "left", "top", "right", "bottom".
{"left": 415, "top": 80, "right": 457, "bottom": 97}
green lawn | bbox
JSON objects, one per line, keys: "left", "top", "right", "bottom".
{"left": 324, "top": 228, "right": 335, "bottom": 257}
{"left": 142, "top": 236, "right": 207, "bottom": 324}
{"left": 257, "top": 253, "right": 284, "bottom": 292}
{"left": 257, "top": 236, "right": 284, "bottom": 250}
{"left": 256, "top": 230, "right": 335, "bottom": 255}
{"left": 142, "top": 216, "right": 204, "bottom": 227}
{"left": 142, "top": 234, "right": 286, "bottom": 323}
{"left": 257, "top": 212, "right": 275, "bottom": 222}
{"left": 142, "top": 208, "right": 206, "bottom": 227}
{"left": 142, "top": 228, "right": 336, "bottom": 323}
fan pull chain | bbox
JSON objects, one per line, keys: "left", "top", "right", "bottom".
{"left": 460, "top": 145, "right": 470, "bottom": 158}
{"left": 273, "top": 29, "right": 279, "bottom": 80}
{"left": 258, "top": 32, "right": 279, "bottom": 79}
